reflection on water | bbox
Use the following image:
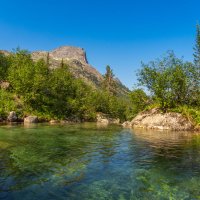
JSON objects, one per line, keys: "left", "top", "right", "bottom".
{"left": 0, "top": 123, "right": 200, "bottom": 199}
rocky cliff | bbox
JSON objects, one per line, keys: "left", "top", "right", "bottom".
{"left": 31, "top": 46, "right": 129, "bottom": 95}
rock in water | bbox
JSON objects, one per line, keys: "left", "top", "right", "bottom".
{"left": 7, "top": 111, "right": 18, "bottom": 122}
{"left": 122, "top": 121, "right": 132, "bottom": 128}
{"left": 24, "top": 116, "right": 38, "bottom": 123}
{"left": 131, "top": 108, "right": 194, "bottom": 131}
{"left": 96, "top": 113, "right": 120, "bottom": 125}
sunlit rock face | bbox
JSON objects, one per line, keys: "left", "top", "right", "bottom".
{"left": 50, "top": 46, "right": 88, "bottom": 64}
{"left": 131, "top": 108, "right": 194, "bottom": 131}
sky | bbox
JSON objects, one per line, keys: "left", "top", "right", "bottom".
{"left": 0, "top": 0, "right": 199, "bottom": 89}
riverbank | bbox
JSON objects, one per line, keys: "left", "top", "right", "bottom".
{"left": 123, "top": 108, "right": 200, "bottom": 131}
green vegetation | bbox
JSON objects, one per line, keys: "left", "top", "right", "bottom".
{"left": 130, "top": 25, "right": 200, "bottom": 125}
{"left": 129, "top": 88, "right": 150, "bottom": 117}
{"left": 101, "top": 65, "right": 116, "bottom": 95}
{"left": 0, "top": 25, "right": 199, "bottom": 125}
{"left": 0, "top": 49, "right": 128, "bottom": 121}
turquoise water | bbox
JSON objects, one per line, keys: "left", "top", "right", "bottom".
{"left": 0, "top": 123, "right": 200, "bottom": 200}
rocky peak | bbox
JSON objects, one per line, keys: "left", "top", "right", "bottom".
{"left": 50, "top": 46, "right": 88, "bottom": 64}
{"left": 0, "top": 50, "right": 11, "bottom": 56}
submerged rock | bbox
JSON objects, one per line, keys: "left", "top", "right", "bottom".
{"left": 7, "top": 111, "right": 18, "bottom": 122}
{"left": 130, "top": 108, "right": 194, "bottom": 131}
{"left": 24, "top": 116, "right": 38, "bottom": 123}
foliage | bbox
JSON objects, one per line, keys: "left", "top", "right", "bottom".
{"left": 0, "top": 90, "right": 18, "bottom": 118}
{"left": 193, "top": 23, "right": 200, "bottom": 68}
{"left": 171, "top": 105, "right": 200, "bottom": 126}
{"left": 0, "top": 49, "right": 128, "bottom": 121}
{"left": 102, "top": 65, "right": 117, "bottom": 95}
{"left": 129, "top": 88, "right": 150, "bottom": 117}
{"left": 137, "top": 51, "right": 200, "bottom": 112}
{"left": 0, "top": 52, "right": 9, "bottom": 80}
{"left": 133, "top": 24, "right": 200, "bottom": 124}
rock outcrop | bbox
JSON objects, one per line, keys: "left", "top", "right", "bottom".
{"left": 24, "top": 116, "right": 38, "bottom": 123}
{"left": 0, "top": 50, "right": 11, "bottom": 56}
{"left": 127, "top": 108, "right": 194, "bottom": 131}
{"left": 50, "top": 46, "right": 88, "bottom": 64}
{"left": 97, "top": 113, "right": 120, "bottom": 125}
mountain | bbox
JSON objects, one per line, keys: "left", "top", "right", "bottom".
{"left": 1, "top": 46, "right": 129, "bottom": 95}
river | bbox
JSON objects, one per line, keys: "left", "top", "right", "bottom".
{"left": 0, "top": 123, "right": 200, "bottom": 199}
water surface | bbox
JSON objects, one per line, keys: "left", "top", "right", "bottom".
{"left": 0, "top": 123, "right": 200, "bottom": 199}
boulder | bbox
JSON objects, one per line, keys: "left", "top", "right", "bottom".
{"left": 49, "top": 120, "right": 60, "bottom": 124}
{"left": 60, "top": 120, "right": 71, "bottom": 124}
{"left": 24, "top": 116, "right": 38, "bottom": 124}
{"left": 96, "top": 113, "right": 120, "bottom": 125}
{"left": 7, "top": 111, "right": 18, "bottom": 122}
{"left": 0, "top": 81, "right": 10, "bottom": 90}
{"left": 131, "top": 108, "right": 194, "bottom": 131}
{"left": 122, "top": 121, "right": 132, "bottom": 128}
{"left": 97, "top": 118, "right": 109, "bottom": 124}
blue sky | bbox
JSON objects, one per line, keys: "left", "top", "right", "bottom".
{"left": 0, "top": 0, "right": 199, "bottom": 89}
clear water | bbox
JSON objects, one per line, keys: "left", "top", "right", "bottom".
{"left": 0, "top": 123, "right": 200, "bottom": 200}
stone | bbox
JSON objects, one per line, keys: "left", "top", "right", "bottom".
{"left": 131, "top": 109, "right": 194, "bottom": 131}
{"left": 60, "top": 120, "right": 68, "bottom": 124}
{"left": 50, "top": 46, "right": 88, "bottom": 64}
{"left": 0, "top": 81, "right": 10, "bottom": 90}
{"left": 7, "top": 111, "right": 18, "bottom": 122}
{"left": 49, "top": 120, "right": 60, "bottom": 124}
{"left": 122, "top": 121, "right": 132, "bottom": 128}
{"left": 96, "top": 113, "right": 120, "bottom": 125}
{"left": 24, "top": 116, "right": 38, "bottom": 123}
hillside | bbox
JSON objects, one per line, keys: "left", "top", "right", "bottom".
{"left": 31, "top": 46, "right": 129, "bottom": 95}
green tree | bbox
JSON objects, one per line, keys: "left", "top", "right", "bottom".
{"left": 192, "top": 23, "right": 200, "bottom": 106}
{"left": 0, "top": 52, "right": 10, "bottom": 81}
{"left": 102, "top": 65, "right": 116, "bottom": 95}
{"left": 194, "top": 23, "right": 200, "bottom": 68}
{"left": 138, "top": 52, "right": 196, "bottom": 111}
{"left": 46, "top": 52, "right": 50, "bottom": 67}
{"left": 8, "top": 49, "right": 35, "bottom": 96}
{"left": 130, "top": 89, "right": 150, "bottom": 116}
{"left": 0, "top": 47, "right": 129, "bottom": 121}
